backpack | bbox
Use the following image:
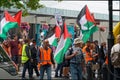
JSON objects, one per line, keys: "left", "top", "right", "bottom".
{"left": 63, "top": 48, "right": 73, "bottom": 67}
{"left": 111, "top": 47, "right": 120, "bottom": 67}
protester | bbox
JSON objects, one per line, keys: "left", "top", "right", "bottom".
{"left": 111, "top": 34, "right": 120, "bottom": 80}
{"left": 30, "top": 39, "right": 40, "bottom": 77}
{"left": 82, "top": 41, "right": 91, "bottom": 55}
{"left": 21, "top": 39, "right": 33, "bottom": 79}
{"left": 99, "top": 42, "right": 107, "bottom": 75}
{"left": 90, "top": 42, "right": 98, "bottom": 62}
{"left": 10, "top": 34, "right": 19, "bottom": 71}
{"left": 99, "top": 42, "right": 107, "bottom": 66}
{"left": 62, "top": 46, "right": 72, "bottom": 79}
{"left": 82, "top": 41, "right": 91, "bottom": 64}
{"left": 54, "top": 63, "right": 63, "bottom": 77}
{"left": 102, "top": 52, "right": 108, "bottom": 80}
{"left": 83, "top": 41, "right": 94, "bottom": 80}
{"left": 90, "top": 42, "right": 99, "bottom": 79}
{"left": 18, "top": 39, "right": 24, "bottom": 71}
{"left": 38, "top": 39, "right": 55, "bottom": 80}
{"left": 94, "top": 40, "right": 100, "bottom": 62}
{"left": 65, "top": 38, "right": 85, "bottom": 80}
{"left": 62, "top": 38, "right": 73, "bottom": 79}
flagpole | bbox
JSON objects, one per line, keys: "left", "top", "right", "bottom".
{"left": 107, "top": 0, "right": 114, "bottom": 80}
{"left": 61, "top": 16, "right": 65, "bottom": 34}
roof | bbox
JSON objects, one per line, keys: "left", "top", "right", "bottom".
{"left": 0, "top": 7, "right": 119, "bottom": 21}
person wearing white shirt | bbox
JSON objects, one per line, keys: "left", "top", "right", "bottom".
{"left": 111, "top": 34, "right": 120, "bottom": 80}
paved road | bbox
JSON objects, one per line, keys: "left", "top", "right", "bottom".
{"left": 18, "top": 66, "right": 68, "bottom": 80}
{"left": 18, "top": 66, "right": 93, "bottom": 80}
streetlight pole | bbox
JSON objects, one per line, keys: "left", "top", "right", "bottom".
{"left": 108, "top": 0, "right": 114, "bottom": 80}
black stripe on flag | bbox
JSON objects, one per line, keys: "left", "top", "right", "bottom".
{"left": 76, "top": 5, "right": 86, "bottom": 28}
{"left": 44, "top": 26, "right": 56, "bottom": 39}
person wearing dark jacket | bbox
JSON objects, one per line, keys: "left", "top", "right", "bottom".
{"left": 94, "top": 40, "right": 100, "bottom": 62}
{"left": 30, "top": 39, "right": 39, "bottom": 77}
{"left": 21, "top": 39, "right": 32, "bottom": 80}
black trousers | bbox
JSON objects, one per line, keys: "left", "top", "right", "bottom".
{"left": 22, "top": 60, "right": 32, "bottom": 78}
{"left": 31, "top": 62, "right": 39, "bottom": 76}
{"left": 114, "top": 68, "right": 120, "bottom": 80}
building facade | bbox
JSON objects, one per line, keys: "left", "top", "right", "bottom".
{"left": 0, "top": 7, "right": 119, "bottom": 44}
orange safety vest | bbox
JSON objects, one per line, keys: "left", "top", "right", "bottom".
{"left": 39, "top": 47, "right": 52, "bottom": 65}
{"left": 82, "top": 45, "right": 87, "bottom": 54}
{"left": 105, "top": 56, "right": 108, "bottom": 65}
{"left": 82, "top": 46, "right": 93, "bottom": 64}
{"left": 85, "top": 51, "right": 93, "bottom": 64}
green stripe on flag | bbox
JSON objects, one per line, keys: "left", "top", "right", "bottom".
{"left": 52, "top": 38, "right": 58, "bottom": 47}
{"left": 0, "top": 22, "right": 18, "bottom": 39}
{"left": 54, "top": 38, "right": 72, "bottom": 63}
{"left": 81, "top": 21, "right": 98, "bottom": 43}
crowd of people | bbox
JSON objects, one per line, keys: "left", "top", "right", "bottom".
{"left": 1, "top": 33, "right": 120, "bottom": 80}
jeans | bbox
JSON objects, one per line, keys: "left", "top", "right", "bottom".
{"left": 40, "top": 64, "right": 51, "bottom": 80}
{"left": 22, "top": 60, "right": 32, "bottom": 79}
{"left": 114, "top": 68, "right": 120, "bottom": 80}
{"left": 55, "top": 63, "right": 63, "bottom": 77}
{"left": 70, "top": 63, "right": 82, "bottom": 80}
{"left": 12, "top": 55, "right": 18, "bottom": 64}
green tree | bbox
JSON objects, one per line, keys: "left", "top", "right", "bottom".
{"left": 0, "top": 0, "right": 62, "bottom": 16}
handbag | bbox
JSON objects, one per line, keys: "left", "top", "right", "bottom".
{"left": 111, "top": 45, "right": 120, "bottom": 66}
{"left": 92, "top": 63, "right": 100, "bottom": 70}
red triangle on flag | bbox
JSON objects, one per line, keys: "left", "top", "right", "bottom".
{"left": 85, "top": 5, "right": 95, "bottom": 23}
{"left": 55, "top": 25, "right": 61, "bottom": 38}
{"left": 63, "top": 22, "right": 70, "bottom": 39}
{"left": 14, "top": 10, "right": 22, "bottom": 26}
{"left": 5, "top": 11, "right": 16, "bottom": 22}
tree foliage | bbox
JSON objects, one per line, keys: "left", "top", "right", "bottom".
{"left": 0, "top": 0, "right": 62, "bottom": 16}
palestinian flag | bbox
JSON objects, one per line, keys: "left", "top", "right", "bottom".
{"left": 0, "top": 10, "right": 22, "bottom": 39}
{"left": 77, "top": 5, "right": 98, "bottom": 43}
{"left": 47, "top": 25, "right": 61, "bottom": 47}
{"left": 44, "top": 13, "right": 62, "bottom": 47}
{"left": 54, "top": 22, "right": 72, "bottom": 64}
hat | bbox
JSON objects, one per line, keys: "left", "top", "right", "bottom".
{"left": 73, "top": 38, "right": 83, "bottom": 44}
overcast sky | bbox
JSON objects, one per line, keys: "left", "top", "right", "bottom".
{"left": 40, "top": 1, "right": 120, "bottom": 15}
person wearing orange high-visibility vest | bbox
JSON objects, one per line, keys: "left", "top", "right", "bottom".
{"left": 82, "top": 41, "right": 92, "bottom": 64}
{"left": 83, "top": 41, "right": 97, "bottom": 80}
{"left": 38, "top": 39, "right": 55, "bottom": 80}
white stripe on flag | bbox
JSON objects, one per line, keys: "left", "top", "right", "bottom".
{"left": 54, "top": 34, "right": 65, "bottom": 57}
